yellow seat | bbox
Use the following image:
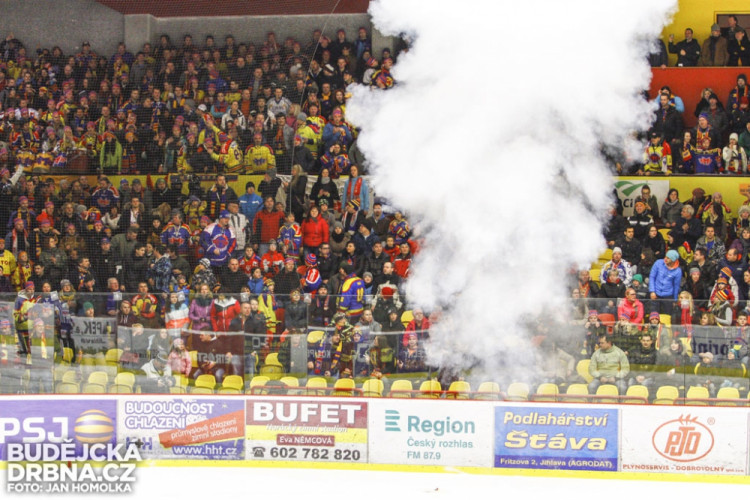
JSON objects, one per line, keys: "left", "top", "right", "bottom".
{"left": 624, "top": 384, "right": 649, "bottom": 404}
{"left": 169, "top": 386, "right": 187, "bottom": 394}
{"left": 264, "top": 353, "right": 282, "bottom": 366}
{"left": 659, "top": 314, "right": 672, "bottom": 326}
{"left": 446, "top": 381, "right": 471, "bottom": 400}
{"left": 595, "top": 384, "right": 620, "bottom": 403}
{"left": 189, "top": 350, "right": 198, "bottom": 368}
{"left": 417, "top": 380, "right": 442, "bottom": 399}
{"left": 305, "top": 377, "right": 328, "bottom": 396}
{"left": 280, "top": 376, "right": 301, "bottom": 395}
{"left": 589, "top": 268, "right": 601, "bottom": 284}
{"left": 173, "top": 374, "right": 189, "bottom": 388}
{"left": 62, "top": 347, "right": 74, "bottom": 363}
{"left": 108, "top": 384, "right": 133, "bottom": 393}
{"left": 87, "top": 371, "right": 109, "bottom": 387}
{"left": 247, "top": 375, "right": 271, "bottom": 394}
{"left": 94, "top": 352, "right": 107, "bottom": 366}
{"left": 576, "top": 359, "right": 593, "bottom": 383}
{"left": 82, "top": 382, "right": 106, "bottom": 393}
{"left": 260, "top": 353, "right": 284, "bottom": 380}
{"left": 400, "top": 310, "right": 413, "bottom": 327}
{"left": 505, "top": 382, "right": 529, "bottom": 401}
{"left": 333, "top": 378, "right": 357, "bottom": 396}
{"left": 61, "top": 369, "right": 79, "bottom": 384}
{"left": 563, "top": 383, "right": 590, "bottom": 403}
{"left": 474, "top": 381, "right": 501, "bottom": 400}
{"left": 532, "top": 383, "right": 559, "bottom": 402}
{"left": 599, "top": 248, "right": 613, "bottom": 262}
{"left": 653, "top": 385, "right": 679, "bottom": 405}
{"left": 684, "top": 386, "right": 710, "bottom": 405}
{"left": 190, "top": 386, "right": 214, "bottom": 394}
{"left": 113, "top": 372, "right": 135, "bottom": 389}
{"left": 221, "top": 375, "right": 244, "bottom": 392}
{"left": 362, "top": 378, "right": 384, "bottom": 397}
{"left": 389, "top": 379, "right": 413, "bottom": 398}
{"left": 715, "top": 387, "right": 742, "bottom": 406}
{"left": 195, "top": 374, "right": 216, "bottom": 390}
{"left": 217, "top": 387, "right": 241, "bottom": 394}
{"left": 55, "top": 381, "right": 79, "bottom": 393}
{"left": 105, "top": 348, "right": 123, "bottom": 364}
{"left": 53, "top": 364, "right": 70, "bottom": 382}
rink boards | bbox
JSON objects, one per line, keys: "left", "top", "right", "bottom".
{"left": 0, "top": 395, "right": 749, "bottom": 481}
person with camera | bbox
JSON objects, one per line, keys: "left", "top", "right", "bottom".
{"left": 140, "top": 350, "right": 175, "bottom": 394}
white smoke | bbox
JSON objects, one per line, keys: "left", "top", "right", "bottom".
{"left": 347, "top": 0, "right": 676, "bottom": 380}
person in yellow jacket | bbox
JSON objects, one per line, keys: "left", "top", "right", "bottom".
{"left": 244, "top": 132, "right": 276, "bottom": 173}
{"left": 296, "top": 112, "right": 322, "bottom": 159}
{"left": 0, "top": 239, "right": 17, "bottom": 282}
{"left": 208, "top": 129, "right": 244, "bottom": 173}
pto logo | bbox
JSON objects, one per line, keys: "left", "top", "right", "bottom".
{"left": 385, "top": 410, "right": 400, "bottom": 432}
{"left": 652, "top": 415, "right": 714, "bottom": 462}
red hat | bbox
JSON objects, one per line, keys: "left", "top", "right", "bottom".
{"left": 381, "top": 286, "right": 394, "bottom": 298}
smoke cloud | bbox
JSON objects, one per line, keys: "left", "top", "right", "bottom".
{"left": 347, "top": 0, "right": 676, "bottom": 381}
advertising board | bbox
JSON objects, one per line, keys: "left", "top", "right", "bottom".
{"left": 246, "top": 398, "right": 368, "bottom": 462}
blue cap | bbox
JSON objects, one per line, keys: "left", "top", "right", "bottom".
{"left": 219, "top": 210, "right": 230, "bottom": 219}
{"left": 666, "top": 249, "right": 680, "bottom": 261}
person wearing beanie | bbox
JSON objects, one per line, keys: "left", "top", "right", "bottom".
{"left": 239, "top": 181, "right": 263, "bottom": 223}
{"left": 700, "top": 23, "right": 729, "bottom": 67}
{"left": 630, "top": 273, "right": 649, "bottom": 301}
{"left": 648, "top": 248, "right": 683, "bottom": 316}
{"left": 723, "top": 132, "right": 747, "bottom": 173}
{"left": 729, "top": 73, "right": 750, "bottom": 112}
{"left": 601, "top": 246, "right": 634, "bottom": 287}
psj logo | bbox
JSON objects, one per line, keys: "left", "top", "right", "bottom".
{"left": 0, "top": 409, "right": 114, "bottom": 445}
{"left": 652, "top": 415, "right": 714, "bottom": 462}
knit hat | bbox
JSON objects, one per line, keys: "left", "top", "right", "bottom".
{"left": 711, "top": 23, "right": 720, "bottom": 32}
{"left": 348, "top": 199, "right": 360, "bottom": 210}
{"left": 689, "top": 267, "right": 701, "bottom": 275}
{"left": 333, "top": 221, "right": 343, "bottom": 230}
{"left": 720, "top": 267, "right": 733, "bottom": 280}
{"left": 700, "top": 351, "right": 714, "bottom": 361}
{"left": 267, "top": 167, "right": 277, "bottom": 178}
{"left": 155, "top": 350, "right": 168, "bottom": 364}
{"left": 730, "top": 132, "right": 739, "bottom": 142}
{"left": 612, "top": 247, "right": 622, "bottom": 255}
{"left": 381, "top": 286, "right": 394, "bottom": 298}
{"left": 264, "top": 278, "right": 274, "bottom": 287}
{"left": 649, "top": 311, "right": 660, "bottom": 320}
{"left": 200, "top": 215, "right": 211, "bottom": 224}
{"left": 305, "top": 253, "right": 317, "bottom": 266}
{"left": 632, "top": 274, "right": 643, "bottom": 284}
{"left": 297, "top": 112, "right": 307, "bottom": 121}
{"left": 588, "top": 309, "right": 598, "bottom": 317}
{"left": 24, "top": 281, "right": 34, "bottom": 289}
{"left": 717, "top": 276, "right": 729, "bottom": 285}
{"left": 715, "top": 289, "right": 729, "bottom": 301}
{"left": 83, "top": 302, "right": 94, "bottom": 311}
{"left": 666, "top": 249, "right": 679, "bottom": 261}
{"left": 219, "top": 210, "right": 230, "bottom": 219}
{"left": 285, "top": 257, "right": 295, "bottom": 265}
{"left": 199, "top": 258, "right": 211, "bottom": 268}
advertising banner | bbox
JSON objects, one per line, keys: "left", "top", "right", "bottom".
{"left": 614, "top": 179, "right": 669, "bottom": 217}
{"left": 494, "top": 405, "right": 619, "bottom": 471}
{"left": 71, "top": 316, "right": 116, "bottom": 353}
{"left": 117, "top": 398, "right": 245, "bottom": 460}
{"left": 620, "top": 407, "right": 747, "bottom": 475}
{"left": 246, "top": 398, "right": 368, "bottom": 462}
{"left": 368, "top": 400, "right": 494, "bottom": 467}
{"left": 0, "top": 398, "right": 117, "bottom": 460}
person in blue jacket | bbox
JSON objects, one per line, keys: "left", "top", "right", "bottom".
{"left": 649, "top": 249, "right": 683, "bottom": 316}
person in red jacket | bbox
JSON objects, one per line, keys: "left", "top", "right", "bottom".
{"left": 253, "top": 196, "right": 285, "bottom": 256}
{"left": 393, "top": 242, "right": 412, "bottom": 279}
{"left": 301, "top": 204, "right": 330, "bottom": 256}
{"left": 210, "top": 294, "right": 241, "bottom": 332}
{"left": 402, "top": 308, "right": 430, "bottom": 347}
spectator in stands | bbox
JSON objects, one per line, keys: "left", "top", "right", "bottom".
{"left": 397, "top": 332, "right": 426, "bottom": 373}
{"left": 649, "top": 249, "right": 682, "bottom": 314}
{"left": 668, "top": 28, "right": 701, "bottom": 67}
{"left": 701, "top": 24, "right": 729, "bottom": 66}
{"left": 723, "top": 133, "right": 747, "bottom": 173}
{"left": 661, "top": 189, "right": 683, "bottom": 229}
{"left": 588, "top": 334, "right": 629, "bottom": 394}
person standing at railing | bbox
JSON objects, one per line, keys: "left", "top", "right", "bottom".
{"left": 649, "top": 249, "right": 682, "bottom": 316}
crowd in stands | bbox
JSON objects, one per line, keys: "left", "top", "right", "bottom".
{"left": 562, "top": 183, "right": 750, "bottom": 400}
{"left": 640, "top": 16, "right": 750, "bottom": 175}
{"left": 0, "top": 26, "right": 435, "bottom": 395}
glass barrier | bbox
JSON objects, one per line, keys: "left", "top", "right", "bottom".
{"left": 0, "top": 294, "right": 746, "bottom": 404}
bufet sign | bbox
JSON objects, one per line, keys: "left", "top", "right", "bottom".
{"left": 245, "top": 398, "right": 368, "bottom": 462}
{"left": 368, "top": 400, "right": 494, "bottom": 467}
{"left": 620, "top": 407, "right": 747, "bottom": 475}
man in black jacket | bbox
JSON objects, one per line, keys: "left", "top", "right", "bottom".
{"left": 668, "top": 28, "right": 701, "bottom": 67}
